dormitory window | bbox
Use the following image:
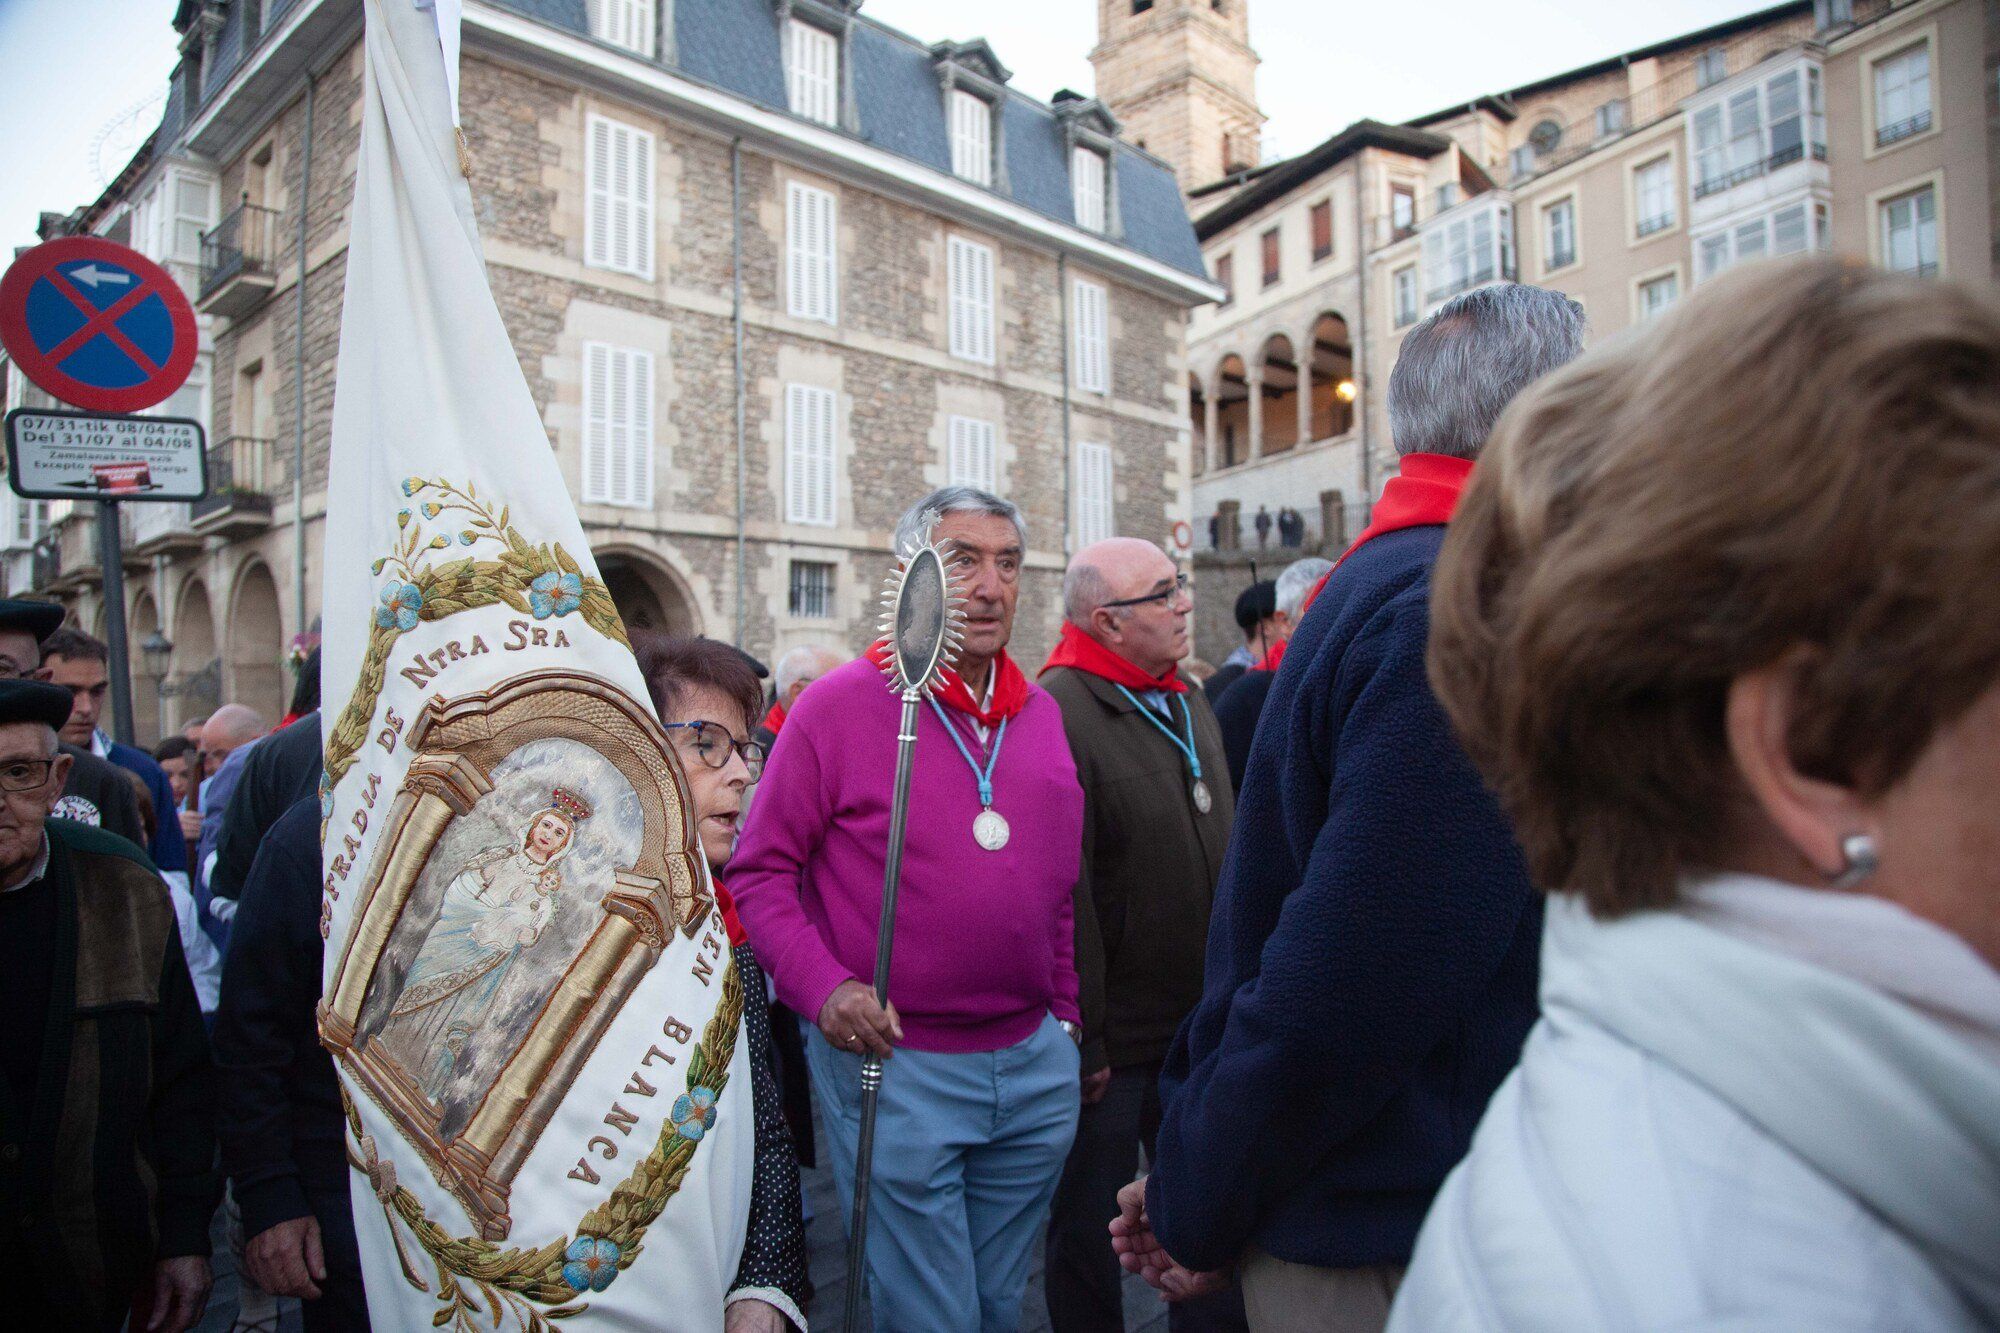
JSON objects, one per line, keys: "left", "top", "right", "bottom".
{"left": 1881, "top": 186, "right": 1938, "bottom": 277}
{"left": 1543, "top": 198, "right": 1577, "bottom": 271}
{"left": 788, "top": 561, "right": 836, "bottom": 619}
{"left": 1072, "top": 279, "right": 1109, "bottom": 395}
{"left": 786, "top": 182, "right": 838, "bottom": 324}
{"left": 785, "top": 384, "right": 838, "bottom": 526}
{"left": 582, "top": 342, "right": 655, "bottom": 508}
{"left": 951, "top": 89, "right": 993, "bottom": 187}
{"left": 1634, "top": 157, "right": 1676, "bottom": 236}
{"left": 947, "top": 416, "right": 998, "bottom": 492}
{"left": 948, "top": 236, "right": 996, "bottom": 365}
{"left": 1073, "top": 146, "right": 1108, "bottom": 234}
{"left": 1873, "top": 45, "right": 1933, "bottom": 147}
{"left": 589, "top": 0, "right": 656, "bottom": 59}
{"left": 586, "top": 115, "right": 656, "bottom": 279}
{"left": 1695, "top": 48, "right": 1727, "bottom": 89}
{"left": 787, "top": 19, "right": 839, "bottom": 127}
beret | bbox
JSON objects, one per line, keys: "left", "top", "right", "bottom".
{"left": 0, "top": 678, "right": 76, "bottom": 730}
{"left": 0, "top": 599, "right": 66, "bottom": 644}
{"left": 1234, "top": 581, "right": 1277, "bottom": 631}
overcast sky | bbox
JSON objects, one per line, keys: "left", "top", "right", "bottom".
{"left": 2, "top": 0, "right": 1772, "bottom": 252}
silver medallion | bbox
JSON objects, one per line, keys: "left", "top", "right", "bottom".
{"left": 974, "top": 808, "right": 1011, "bottom": 851}
{"left": 1192, "top": 779, "right": 1213, "bottom": 815}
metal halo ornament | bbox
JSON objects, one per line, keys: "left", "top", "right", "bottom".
{"left": 844, "top": 511, "right": 967, "bottom": 1330}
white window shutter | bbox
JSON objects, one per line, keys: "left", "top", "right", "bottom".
{"left": 1073, "top": 279, "right": 1108, "bottom": 394}
{"left": 948, "top": 237, "right": 996, "bottom": 365}
{"left": 786, "top": 384, "right": 837, "bottom": 526}
{"left": 583, "top": 342, "right": 611, "bottom": 503}
{"left": 629, "top": 349, "right": 654, "bottom": 507}
{"left": 947, "top": 416, "right": 998, "bottom": 491}
{"left": 951, "top": 90, "right": 992, "bottom": 186}
{"left": 787, "top": 183, "right": 838, "bottom": 323}
{"left": 1072, "top": 146, "right": 1107, "bottom": 233}
{"left": 789, "top": 21, "right": 838, "bottom": 126}
{"left": 585, "top": 116, "right": 654, "bottom": 279}
{"left": 1076, "top": 441, "right": 1113, "bottom": 547}
{"left": 632, "top": 127, "right": 656, "bottom": 279}
{"left": 587, "top": 118, "right": 612, "bottom": 268}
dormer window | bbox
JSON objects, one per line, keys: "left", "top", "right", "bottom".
{"left": 787, "top": 18, "right": 840, "bottom": 126}
{"left": 1073, "top": 146, "right": 1108, "bottom": 233}
{"left": 589, "top": 0, "right": 656, "bottom": 58}
{"left": 951, "top": 90, "right": 994, "bottom": 186}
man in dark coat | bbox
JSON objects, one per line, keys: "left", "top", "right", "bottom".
{"left": 0, "top": 678, "right": 217, "bottom": 1331}
{"left": 1212, "top": 557, "right": 1330, "bottom": 791}
{"left": 1118, "top": 284, "right": 1585, "bottom": 1332}
{"left": 207, "top": 708, "right": 323, "bottom": 904}
{"left": 1202, "top": 581, "right": 1276, "bottom": 708}
{"left": 1040, "top": 539, "right": 1241, "bottom": 1332}
{"left": 37, "top": 627, "right": 189, "bottom": 883}
{"left": 214, "top": 797, "right": 367, "bottom": 1330}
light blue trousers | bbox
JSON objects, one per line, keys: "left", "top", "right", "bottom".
{"left": 808, "top": 1013, "right": 1081, "bottom": 1332}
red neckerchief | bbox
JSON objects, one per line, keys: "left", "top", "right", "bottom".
{"left": 1254, "top": 639, "right": 1288, "bottom": 674}
{"left": 1038, "top": 621, "right": 1189, "bottom": 694}
{"left": 865, "top": 640, "right": 1031, "bottom": 726}
{"left": 273, "top": 712, "right": 303, "bottom": 734}
{"left": 1303, "top": 453, "right": 1475, "bottom": 613}
{"left": 710, "top": 877, "right": 747, "bottom": 947}
{"left": 760, "top": 700, "right": 787, "bottom": 736}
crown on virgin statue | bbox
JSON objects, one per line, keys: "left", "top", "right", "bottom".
{"left": 549, "top": 788, "right": 594, "bottom": 822}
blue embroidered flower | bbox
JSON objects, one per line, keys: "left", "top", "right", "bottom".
{"left": 670, "top": 1087, "right": 718, "bottom": 1141}
{"left": 529, "top": 571, "right": 584, "bottom": 619}
{"left": 561, "top": 1236, "right": 620, "bottom": 1293}
{"left": 421, "top": 501, "right": 443, "bottom": 518}
{"left": 400, "top": 477, "right": 424, "bottom": 497}
{"left": 458, "top": 531, "right": 477, "bottom": 546}
{"left": 375, "top": 581, "right": 424, "bottom": 632}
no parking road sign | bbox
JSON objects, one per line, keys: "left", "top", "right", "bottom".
{"left": 0, "top": 236, "right": 199, "bottom": 414}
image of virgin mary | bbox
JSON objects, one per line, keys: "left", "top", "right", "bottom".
{"left": 382, "top": 787, "right": 594, "bottom": 1105}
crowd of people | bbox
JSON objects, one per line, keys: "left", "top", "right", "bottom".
{"left": 3, "top": 257, "right": 1997, "bottom": 1332}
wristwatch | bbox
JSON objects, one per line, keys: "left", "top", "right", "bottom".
{"left": 1058, "top": 1019, "right": 1083, "bottom": 1045}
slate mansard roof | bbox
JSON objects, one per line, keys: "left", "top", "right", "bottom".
{"left": 168, "top": 0, "right": 1207, "bottom": 283}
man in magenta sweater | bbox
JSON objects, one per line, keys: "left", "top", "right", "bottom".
{"left": 732, "top": 486, "right": 1086, "bottom": 1331}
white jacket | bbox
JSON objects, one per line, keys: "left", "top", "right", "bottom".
{"left": 1389, "top": 876, "right": 2000, "bottom": 1332}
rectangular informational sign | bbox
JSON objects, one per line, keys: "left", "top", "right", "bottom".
{"left": 3, "top": 407, "right": 208, "bottom": 502}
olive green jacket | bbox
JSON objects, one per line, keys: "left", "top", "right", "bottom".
{"left": 1042, "top": 667, "right": 1235, "bottom": 1073}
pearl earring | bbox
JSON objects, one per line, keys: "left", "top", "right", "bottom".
{"left": 1829, "top": 832, "right": 1878, "bottom": 891}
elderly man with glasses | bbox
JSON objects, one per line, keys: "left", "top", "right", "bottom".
{"left": 1038, "top": 539, "right": 1243, "bottom": 1333}
{"left": 0, "top": 677, "right": 217, "bottom": 1332}
{"left": 733, "top": 485, "right": 1086, "bottom": 1332}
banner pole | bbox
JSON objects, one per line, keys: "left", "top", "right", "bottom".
{"left": 96, "top": 497, "right": 136, "bottom": 746}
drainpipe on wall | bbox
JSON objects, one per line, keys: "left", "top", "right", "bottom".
{"left": 731, "top": 138, "right": 747, "bottom": 647}
{"left": 292, "top": 71, "right": 317, "bottom": 645}
{"left": 1058, "top": 253, "right": 1073, "bottom": 554}
{"left": 1352, "top": 152, "right": 1373, "bottom": 526}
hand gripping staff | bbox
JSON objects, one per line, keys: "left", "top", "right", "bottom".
{"left": 844, "top": 511, "right": 966, "bottom": 1330}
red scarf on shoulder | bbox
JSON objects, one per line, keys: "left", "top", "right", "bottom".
{"left": 760, "top": 700, "right": 787, "bottom": 736}
{"left": 1304, "top": 453, "right": 1475, "bottom": 614}
{"left": 709, "top": 878, "right": 747, "bottom": 947}
{"left": 865, "top": 640, "right": 1032, "bottom": 726}
{"left": 1039, "top": 621, "right": 1188, "bottom": 694}
{"left": 1254, "top": 639, "right": 1288, "bottom": 674}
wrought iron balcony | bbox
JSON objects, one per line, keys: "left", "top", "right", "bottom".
{"left": 190, "top": 436, "right": 277, "bottom": 536}
{"left": 1692, "top": 142, "right": 1827, "bottom": 200}
{"left": 198, "top": 199, "right": 282, "bottom": 317}
{"left": 1876, "top": 110, "right": 1932, "bottom": 148}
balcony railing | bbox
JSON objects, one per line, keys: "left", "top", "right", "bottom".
{"left": 1876, "top": 110, "right": 1932, "bottom": 148}
{"left": 198, "top": 199, "right": 282, "bottom": 316}
{"left": 190, "top": 436, "right": 277, "bottom": 534}
{"left": 126, "top": 500, "right": 200, "bottom": 555}
{"left": 1692, "top": 142, "right": 1827, "bottom": 200}
{"left": 1636, "top": 212, "right": 1677, "bottom": 238}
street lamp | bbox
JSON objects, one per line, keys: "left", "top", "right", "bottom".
{"left": 140, "top": 631, "right": 174, "bottom": 742}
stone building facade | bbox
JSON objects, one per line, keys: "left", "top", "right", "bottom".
{"left": 3, "top": 0, "right": 1216, "bottom": 743}
{"left": 1184, "top": 0, "right": 1995, "bottom": 658}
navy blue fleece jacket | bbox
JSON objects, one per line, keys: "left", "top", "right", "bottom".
{"left": 1149, "top": 525, "right": 1543, "bottom": 1272}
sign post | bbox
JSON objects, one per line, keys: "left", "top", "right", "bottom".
{"left": 1, "top": 236, "right": 206, "bottom": 746}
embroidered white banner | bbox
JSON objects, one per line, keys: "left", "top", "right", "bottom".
{"left": 319, "top": 2, "right": 753, "bottom": 1327}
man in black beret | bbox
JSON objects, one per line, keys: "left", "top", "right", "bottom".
{"left": 0, "top": 600, "right": 147, "bottom": 849}
{"left": 0, "top": 678, "right": 217, "bottom": 1331}
{"left": 1203, "top": 580, "right": 1278, "bottom": 708}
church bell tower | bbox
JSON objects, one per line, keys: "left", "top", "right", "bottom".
{"left": 1090, "top": 0, "right": 1265, "bottom": 194}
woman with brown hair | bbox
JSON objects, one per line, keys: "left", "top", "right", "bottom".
{"left": 1391, "top": 259, "right": 2000, "bottom": 1329}
{"left": 631, "top": 632, "right": 809, "bottom": 1332}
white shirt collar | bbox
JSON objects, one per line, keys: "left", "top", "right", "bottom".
{"left": 91, "top": 728, "right": 112, "bottom": 759}
{"left": 0, "top": 832, "right": 52, "bottom": 896}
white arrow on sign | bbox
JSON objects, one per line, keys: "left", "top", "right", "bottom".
{"left": 69, "top": 264, "right": 134, "bottom": 289}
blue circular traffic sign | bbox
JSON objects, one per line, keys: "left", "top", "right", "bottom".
{"left": 0, "top": 236, "right": 198, "bottom": 414}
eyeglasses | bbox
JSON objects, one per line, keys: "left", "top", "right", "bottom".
{"left": 1101, "top": 572, "right": 1191, "bottom": 610}
{"left": 663, "top": 722, "right": 766, "bottom": 779}
{"left": 0, "top": 759, "right": 57, "bottom": 794}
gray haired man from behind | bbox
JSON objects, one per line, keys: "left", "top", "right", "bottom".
{"left": 1115, "top": 284, "right": 1586, "bottom": 1333}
